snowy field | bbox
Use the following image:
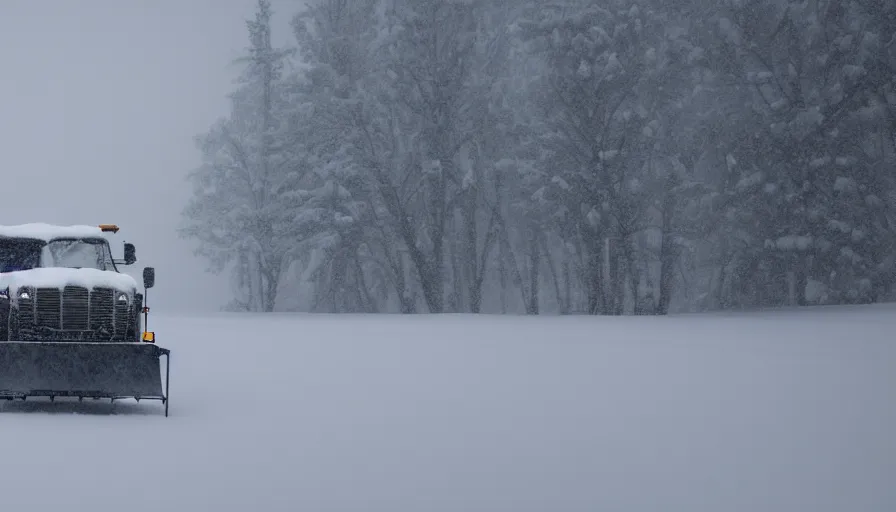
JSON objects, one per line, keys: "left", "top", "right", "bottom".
{"left": 2, "top": 304, "right": 895, "bottom": 512}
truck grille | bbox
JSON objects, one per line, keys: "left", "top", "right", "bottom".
{"left": 90, "top": 287, "right": 115, "bottom": 332}
{"left": 63, "top": 286, "right": 89, "bottom": 330}
{"left": 35, "top": 288, "right": 61, "bottom": 328}
{"left": 31, "top": 286, "right": 129, "bottom": 334}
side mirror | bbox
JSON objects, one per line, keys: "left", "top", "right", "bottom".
{"left": 143, "top": 267, "right": 155, "bottom": 289}
{"left": 124, "top": 243, "right": 136, "bottom": 265}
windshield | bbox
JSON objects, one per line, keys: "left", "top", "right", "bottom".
{"left": 0, "top": 238, "right": 115, "bottom": 272}
{"left": 42, "top": 239, "right": 115, "bottom": 270}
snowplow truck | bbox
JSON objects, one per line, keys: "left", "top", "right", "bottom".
{"left": 0, "top": 223, "right": 170, "bottom": 416}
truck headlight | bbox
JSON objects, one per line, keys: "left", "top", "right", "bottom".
{"left": 18, "top": 291, "right": 30, "bottom": 300}
{"left": 117, "top": 293, "right": 128, "bottom": 303}
{"left": 0, "top": 287, "right": 8, "bottom": 299}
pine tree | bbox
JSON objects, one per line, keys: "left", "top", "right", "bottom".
{"left": 181, "top": 0, "right": 292, "bottom": 312}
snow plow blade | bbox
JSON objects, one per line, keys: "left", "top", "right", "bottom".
{"left": 0, "top": 342, "right": 170, "bottom": 416}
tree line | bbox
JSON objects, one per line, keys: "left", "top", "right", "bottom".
{"left": 180, "top": 0, "right": 896, "bottom": 314}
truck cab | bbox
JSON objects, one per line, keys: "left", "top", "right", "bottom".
{"left": 0, "top": 223, "right": 153, "bottom": 343}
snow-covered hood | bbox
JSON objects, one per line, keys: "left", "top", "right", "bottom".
{"left": 0, "top": 268, "right": 138, "bottom": 293}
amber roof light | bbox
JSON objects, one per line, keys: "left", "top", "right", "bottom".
{"left": 98, "top": 224, "right": 120, "bottom": 233}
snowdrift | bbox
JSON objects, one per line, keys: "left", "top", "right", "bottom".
{"left": 1, "top": 304, "right": 893, "bottom": 512}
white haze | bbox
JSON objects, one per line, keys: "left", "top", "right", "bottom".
{"left": 0, "top": 0, "right": 295, "bottom": 312}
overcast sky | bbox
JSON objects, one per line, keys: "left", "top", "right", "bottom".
{"left": 0, "top": 0, "right": 299, "bottom": 313}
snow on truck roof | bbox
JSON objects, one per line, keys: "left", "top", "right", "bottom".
{"left": 0, "top": 223, "right": 119, "bottom": 242}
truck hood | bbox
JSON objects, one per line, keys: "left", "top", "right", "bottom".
{"left": 0, "top": 268, "right": 138, "bottom": 293}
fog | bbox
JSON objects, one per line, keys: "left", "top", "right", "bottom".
{"left": 0, "top": 0, "right": 295, "bottom": 313}
{"left": 2, "top": 0, "right": 892, "bottom": 315}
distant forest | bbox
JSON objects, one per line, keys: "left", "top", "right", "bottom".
{"left": 180, "top": 0, "right": 896, "bottom": 314}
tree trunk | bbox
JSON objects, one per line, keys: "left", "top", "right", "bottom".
{"left": 585, "top": 231, "right": 604, "bottom": 314}
{"left": 656, "top": 237, "right": 677, "bottom": 315}
{"left": 562, "top": 257, "right": 571, "bottom": 314}
{"left": 463, "top": 183, "right": 480, "bottom": 313}
{"left": 540, "top": 234, "right": 565, "bottom": 314}
{"left": 656, "top": 183, "right": 679, "bottom": 315}
{"left": 247, "top": 250, "right": 265, "bottom": 312}
{"left": 496, "top": 215, "right": 529, "bottom": 313}
{"left": 371, "top": 168, "right": 443, "bottom": 313}
{"left": 448, "top": 216, "right": 462, "bottom": 312}
{"left": 526, "top": 229, "right": 540, "bottom": 315}
{"left": 398, "top": 251, "right": 416, "bottom": 313}
{"left": 622, "top": 237, "right": 642, "bottom": 315}
{"left": 602, "top": 236, "right": 623, "bottom": 315}
{"left": 495, "top": 173, "right": 508, "bottom": 314}
{"left": 499, "top": 237, "right": 507, "bottom": 313}
{"left": 354, "top": 256, "right": 378, "bottom": 313}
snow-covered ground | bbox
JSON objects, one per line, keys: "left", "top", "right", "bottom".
{"left": 2, "top": 304, "right": 894, "bottom": 512}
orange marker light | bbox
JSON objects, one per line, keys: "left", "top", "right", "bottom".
{"left": 142, "top": 331, "right": 155, "bottom": 343}
{"left": 98, "top": 224, "right": 120, "bottom": 233}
